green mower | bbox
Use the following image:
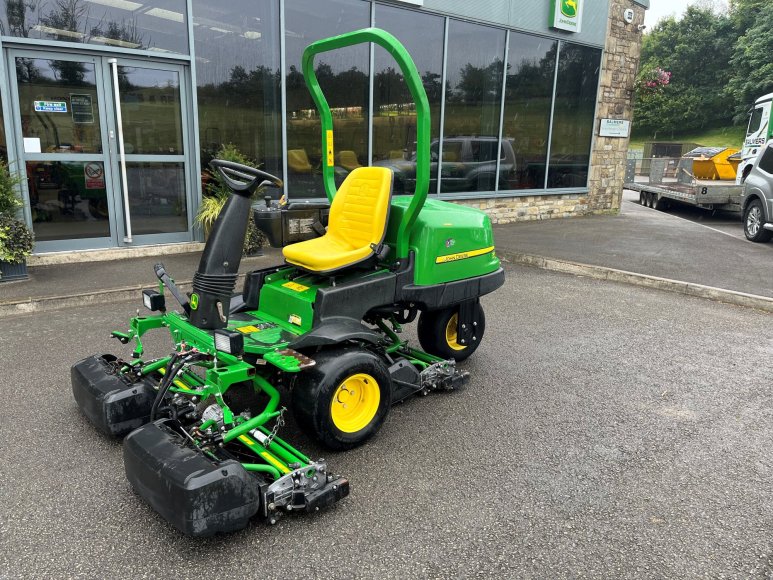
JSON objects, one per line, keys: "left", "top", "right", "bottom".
{"left": 71, "top": 28, "right": 504, "bottom": 536}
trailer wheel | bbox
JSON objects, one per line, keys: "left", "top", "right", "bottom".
{"left": 417, "top": 302, "right": 485, "bottom": 362}
{"left": 292, "top": 347, "right": 392, "bottom": 451}
{"left": 743, "top": 199, "right": 773, "bottom": 242}
{"left": 639, "top": 191, "right": 647, "bottom": 205}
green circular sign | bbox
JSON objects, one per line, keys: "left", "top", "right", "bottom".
{"left": 190, "top": 293, "right": 199, "bottom": 310}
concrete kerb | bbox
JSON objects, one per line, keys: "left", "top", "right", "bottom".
{"left": 0, "top": 274, "right": 243, "bottom": 319}
{"left": 499, "top": 250, "right": 773, "bottom": 314}
{"left": 3, "top": 252, "right": 772, "bottom": 318}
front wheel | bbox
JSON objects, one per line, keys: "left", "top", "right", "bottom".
{"left": 292, "top": 347, "right": 392, "bottom": 451}
{"left": 417, "top": 302, "right": 486, "bottom": 362}
{"left": 744, "top": 199, "right": 772, "bottom": 242}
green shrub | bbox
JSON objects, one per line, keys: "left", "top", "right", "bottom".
{"left": 0, "top": 159, "right": 23, "bottom": 217}
{"left": 195, "top": 144, "right": 267, "bottom": 255}
{"left": 0, "top": 215, "right": 34, "bottom": 264}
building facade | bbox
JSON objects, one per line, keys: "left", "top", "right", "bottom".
{"left": 0, "top": 0, "right": 647, "bottom": 255}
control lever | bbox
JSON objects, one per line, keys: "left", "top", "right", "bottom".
{"left": 154, "top": 263, "right": 191, "bottom": 315}
{"left": 264, "top": 195, "right": 273, "bottom": 209}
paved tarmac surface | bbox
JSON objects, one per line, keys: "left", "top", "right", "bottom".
{"left": 2, "top": 264, "right": 773, "bottom": 578}
{"left": 494, "top": 191, "right": 773, "bottom": 298}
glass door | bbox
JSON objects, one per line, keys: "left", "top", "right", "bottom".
{"left": 8, "top": 49, "right": 193, "bottom": 251}
{"left": 103, "top": 58, "right": 192, "bottom": 245}
{"left": 10, "top": 50, "right": 117, "bottom": 251}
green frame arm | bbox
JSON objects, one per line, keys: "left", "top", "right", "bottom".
{"left": 302, "top": 27, "right": 430, "bottom": 260}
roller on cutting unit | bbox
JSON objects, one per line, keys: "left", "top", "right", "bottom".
{"left": 71, "top": 27, "right": 504, "bottom": 537}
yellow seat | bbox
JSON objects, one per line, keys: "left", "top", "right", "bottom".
{"left": 283, "top": 167, "right": 393, "bottom": 274}
{"left": 338, "top": 150, "right": 362, "bottom": 171}
{"left": 288, "top": 149, "right": 313, "bottom": 174}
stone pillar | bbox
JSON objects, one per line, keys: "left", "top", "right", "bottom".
{"left": 586, "top": 0, "right": 646, "bottom": 213}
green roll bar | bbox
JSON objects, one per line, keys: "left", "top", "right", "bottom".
{"left": 302, "top": 27, "right": 430, "bottom": 260}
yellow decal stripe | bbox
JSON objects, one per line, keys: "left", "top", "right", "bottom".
{"left": 238, "top": 435, "right": 255, "bottom": 446}
{"left": 238, "top": 435, "right": 291, "bottom": 474}
{"left": 326, "top": 130, "right": 334, "bottom": 167}
{"left": 435, "top": 245, "right": 495, "bottom": 264}
{"left": 282, "top": 281, "right": 310, "bottom": 292}
{"left": 260, "top": 451, "right": 291, "bottom": 474}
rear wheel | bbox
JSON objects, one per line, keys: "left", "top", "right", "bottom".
{"left": 639, "top": 191, "right": 646, "bottom": 205}
{"left": 744, "top": 199, "right": 773, "bottom": 242}
{"left": 417, "top": 302, "right": 486, "bottom": 362}
{"left": 292, "top": 347, "right": 391, "bottom": 451}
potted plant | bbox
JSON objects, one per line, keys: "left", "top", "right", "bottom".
{"left": 0, "top": 160, "right": 33, "bottom": 282}
{"left": 195, "top": 144, "right": 267, "bottom": 256}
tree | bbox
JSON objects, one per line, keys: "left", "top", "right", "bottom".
{"left": 633, "top": 6, "right": 735, "bottom": 136}
{"left": 726, "top": 2, "right": 773, "bottom": 122}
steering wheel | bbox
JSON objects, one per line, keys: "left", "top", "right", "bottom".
{"left": 210, "top": 159, "right": 283, "bottom": 197}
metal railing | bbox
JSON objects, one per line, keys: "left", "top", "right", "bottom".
{"left": 625, "top": 157, "right": 696, "bottom": 185}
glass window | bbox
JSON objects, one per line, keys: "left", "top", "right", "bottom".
{"left": 440, "top": 20, "right": 505, "bottom": 194}
{"left": 748, "top": 106, "right": 764, "bottom": 135}
{"left": 126, "top": 161, "right": 186, "bottom": 234}
{"left": 26, "top": 160, "right": 110, "bottom": 241}
{"left": 501, "top": 35, "right": 557, "bottom": 190}
{"left": 0, "top": 0, "right": 188, "bottom": 54}
{"left": 372, "top": 5, "right": 443, "bottom": 195}
{"left": 16, "top": 57, "right": 102, "bottom": 154}
{"left": 757, "top": 146, "right": 773, "bottom": 174}
{"left": 192, "top": 0, "right": 281, "bottom": 181}
{"left": 117, "top": 66, "right": 182, "bottom": 155}
{"left": 547, "top": 42, "right": 601, "bottom": 188}
{"left": 285, "top": 0, "right": 369, "bottom": 198}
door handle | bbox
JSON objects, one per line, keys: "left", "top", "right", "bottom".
{"left": 108, "top": 58, "right": 133, "bottom": 243}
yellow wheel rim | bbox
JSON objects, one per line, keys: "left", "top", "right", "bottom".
{"left": 330, "top": 373, "right": 380, "bottom": 433}
{"left": 445, "top": 313, "right": 466, "bottom": 351}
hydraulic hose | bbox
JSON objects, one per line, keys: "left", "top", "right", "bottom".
{"left": 150, "top": 352, "right": 198, "bottom": 421}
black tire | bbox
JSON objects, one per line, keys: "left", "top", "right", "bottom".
{"left": 417, "top": 302, "right": 485, "bottom": 362}
{"left": 652, "top": 194, "right": 665, "bottom": 211}
{"left": 646, "top": 192, "right": 655, "bottom": 208}
{"left": 639, "top": 191, "right": 646, "bottom": 205}
{"left": 292, "top": 347, "right": 392, "bottom": 451}
{"left": 743, "top": 198, "right": 773, "bottom": 242}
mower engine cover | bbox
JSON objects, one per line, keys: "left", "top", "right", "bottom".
{"left": 384, "top": 197, "right": 499, "bottom": 286}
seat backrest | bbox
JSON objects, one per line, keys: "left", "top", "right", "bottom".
{"left": 328, "top": 167, "right": 393, "bottom": 250}
{"left": 288, "top": 149, "right": 311, "bottom": 171}
{"left": 338, "top": 150, "right": 361, "bottom": 170}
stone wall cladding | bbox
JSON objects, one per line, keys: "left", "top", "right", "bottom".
{"left": 587, "top": 0, "right": 646, "bottom": 213}
{"left": 453, "top": 194, "right": 589, "bottom": 224}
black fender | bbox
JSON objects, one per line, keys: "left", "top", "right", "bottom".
{"left": 289, "top": 317, "right": 382, "bottom": 350}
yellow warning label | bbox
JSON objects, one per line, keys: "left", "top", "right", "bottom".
{"left": 435, "top": 245, "right": 495, "bottom": 264}
{"left": 282, "top": 281, "right": 310, "bottom": 292}
{"left": 326, "top": 129, "right": 334, "bottom": 167}
{"left": 236, "top": 325, "right": 260, "bottom": 334}
{"left": 288, "top": 314, "right": 302, "bottom": 326}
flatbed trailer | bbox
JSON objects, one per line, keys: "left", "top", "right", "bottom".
{"left": 625, "top": 157, "right": 743, "bottom": 212}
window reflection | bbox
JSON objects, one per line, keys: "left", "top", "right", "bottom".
{"left": 16, "top": 58, "right": 102, "bottom": 154}
{"left": 285, "top": 0, "right": 369, "bottom": 198}
{"left": 501, "top": 35, "right": 557, "bottom": 190}
{"left": 1, "top": 0, "right": 189, "bottom": 54}
{"left": 547, "top": 43, "right": 601, "bottom": 188}
{"left": 372, "top": 5, "right": 443, "bottom": 195}
{"left": 440, "top": 20, "right": 505, "bottom": 194}
{"left": 118, "top": 66, "right": 182, "bottom": 155}
{"left": 26, "top": 160, "right": 110, "bottom": 241}
{"left": 126, "top": 162, "right": 187, "bottom": 234}
{"left": 192, "top": 0, "right": 282, "bottom": 181}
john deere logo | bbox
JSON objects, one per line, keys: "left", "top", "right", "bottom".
{"left": 561, "top": 0, "right": 577, "bottom": 17}
{"left": 190, "top": 293, "right": 199, "bottom": 310}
